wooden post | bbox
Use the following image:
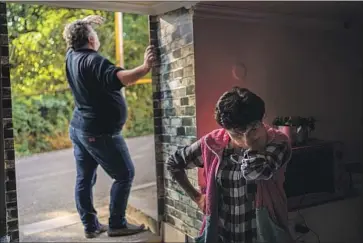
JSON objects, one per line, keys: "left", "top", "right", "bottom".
{"left": 114, "top": 12, "right": 126, "bottom": 97}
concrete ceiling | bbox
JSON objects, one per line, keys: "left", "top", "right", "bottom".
{"left": 14, "top": 1, "right": 197, "bottom": 15}
{"left": 10, "top": 1, "right": 363, "bottom": 21}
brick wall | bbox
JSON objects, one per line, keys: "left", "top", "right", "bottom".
{"left": 0, "top": 2, "right": 19, "bottom": 242}
{"left": 149, "top": 7, "right": 202, "bottom": 240}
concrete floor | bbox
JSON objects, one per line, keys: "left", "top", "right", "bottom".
{"left": 15, "top": 135, "right": 159, "bottom": 242}
{"left": 16, "top": 135, "right": 156, "bottom": 226}
{"left": 21, "top": 214, "right": 160, "bottom": 242}
{"left": 20, "top": 184, "right": 158, "bottom": 242}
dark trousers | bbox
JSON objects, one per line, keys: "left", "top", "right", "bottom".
{"left": 69, "top": 126, "right": 134, "bottom": 232}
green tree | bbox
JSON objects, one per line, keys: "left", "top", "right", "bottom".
{"left": 7, "top": 3, "right": 153, "bottom": 156}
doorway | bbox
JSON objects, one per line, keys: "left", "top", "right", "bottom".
{"left": 3, "top": 2, "right": 158, "bottom": 241}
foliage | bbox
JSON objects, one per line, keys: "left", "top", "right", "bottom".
{"left": 7, "top": 3, "right": 153, "bottom": 156}
{"left": 12, "top": 92, "right": 74, "bottom": 155}
{"left": 272, "top": 116, "right": 316, "bottom": 131}
{"left": 123, "top": 84, "right": 154, "bottom": 137}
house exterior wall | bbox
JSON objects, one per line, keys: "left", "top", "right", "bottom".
{"left": 0, "top": 2, "right": 19, "bottom": 242}
{"left": 1, "top": 3, "right": 201, "bottom": 241}
{"left": 149, "top": 7, "right": 201, "bottom": 242}
{"left": 1, "top": 2, "right": 361, "bottom": 242}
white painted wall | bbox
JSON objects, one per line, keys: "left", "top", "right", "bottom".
{"left": 194, "top": 13, "right": 362, "bottom": 164}
{"left": 193, "top": 10, "right": 363, "bottom": 243}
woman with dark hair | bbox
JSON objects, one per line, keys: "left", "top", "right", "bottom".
{"left": 166, "top": 87, "right": 293, "bottom": 243}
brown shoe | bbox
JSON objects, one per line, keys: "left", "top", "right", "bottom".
{"left": 107, "top": 223, "right": 146, "bottom": 237}
{"left": 85, "top": 224, "right": 108, "bottom": 239}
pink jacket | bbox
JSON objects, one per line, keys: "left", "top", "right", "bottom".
{"left": 196, "top": 126, "right": 293, "bottom": 243}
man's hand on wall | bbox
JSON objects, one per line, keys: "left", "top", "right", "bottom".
{"left": 143, "top": 45, "right": 156, "bottom": 70}
{"left": 82, "top": 15, "right": 105, "bottom": 25}
{"left": 116, "top": 45, "right": 156, "bottom": 85}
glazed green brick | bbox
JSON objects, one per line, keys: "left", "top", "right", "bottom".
{"left": 150, "top": 6, "right": 198, "bottom": 236}
{"left": 1, "top": 3, "right": 19, "bottom": 241}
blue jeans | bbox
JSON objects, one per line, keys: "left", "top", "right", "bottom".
{"left": 69, "top": 126, "right": 135, "bottom": 232}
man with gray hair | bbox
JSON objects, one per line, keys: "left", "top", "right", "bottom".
{"left": 63, "top": 15, "right": 155, "bottom": 238}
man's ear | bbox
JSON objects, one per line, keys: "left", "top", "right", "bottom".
{"left": 88, "top": 35, "right": 95, "bottom": 44}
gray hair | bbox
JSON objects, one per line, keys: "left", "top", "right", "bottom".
{"left": 63, "top": 20, "right": 94, "bottom": 49}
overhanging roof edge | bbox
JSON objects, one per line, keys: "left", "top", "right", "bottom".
{"left": 6, "top": 1, "right": 199, "bottom": 16}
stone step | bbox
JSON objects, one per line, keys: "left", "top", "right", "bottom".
{"left": 20, "top": 214, "right": 161, "bottom": 242}
{"left": 127, "top": 184, "right": 158, "bottom": 234}
{"left": 19, "top": 184, "right": 160, "bottom": 242}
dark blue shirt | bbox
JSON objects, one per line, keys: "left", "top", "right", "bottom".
{"left": 65, "top": 48, "right": 127, "bottom": 134}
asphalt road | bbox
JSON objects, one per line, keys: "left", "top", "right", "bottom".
{"left": 15, "top": 135, "right": 156, "bottom": 226}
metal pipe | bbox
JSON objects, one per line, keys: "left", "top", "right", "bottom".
{"left": 114, "top": 12, "right": 126, "bottom": 98}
